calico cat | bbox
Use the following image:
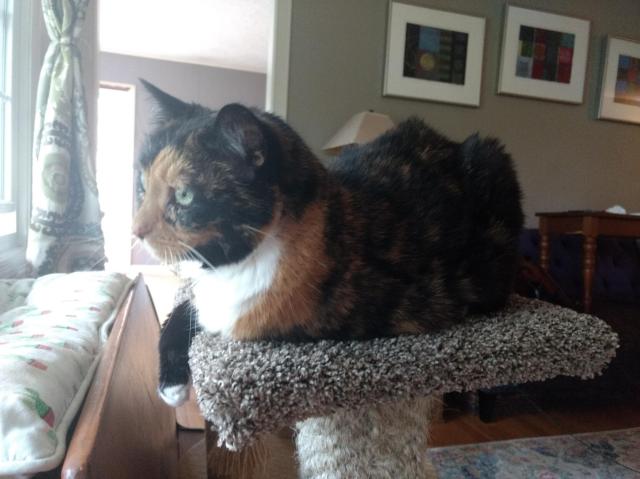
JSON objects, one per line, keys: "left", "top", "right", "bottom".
{"left": 132, "top": 80, "right": 523, "bottom": 407}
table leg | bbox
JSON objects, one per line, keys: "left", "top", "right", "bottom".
{"left": 583, "top": 236, "right": 597, "bottom": 313}
{"left": 540, "top": 233, "right": 550, "bottom": 272}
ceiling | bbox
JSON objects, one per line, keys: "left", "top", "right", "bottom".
{"left": 99, "top": 0, "right": 273, "bottom": 74}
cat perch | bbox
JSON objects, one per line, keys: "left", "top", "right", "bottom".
{"left": 189, "top": 296, "right": 618, "bottom": 478}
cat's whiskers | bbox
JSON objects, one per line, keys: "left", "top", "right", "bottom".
{"left": 242, "top": 224, "right": 268, "bottom": 237}
{"left": 139, "top": 237, "right": 186, "bottom": 268}
{"left": 83, "top": 237, "right": 145, "bottom": 272}
{"left": 51, "top": 238, "right": 109, "bottom": 245}
{"left": 169, "top": 249, "right": 180, "bottom": 269}
{"left": 83, "top": 236, "right": 144, "bottom": 271}
{"left": 84, "top": 253, "right": 109, "bottom": 271}
{"left": 177, "top": 240, "right": 216, "bottom": 270}
{"left": 189, "top": 275, "right": 196, "bottom": 348}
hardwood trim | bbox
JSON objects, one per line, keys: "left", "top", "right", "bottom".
{"left": 582, "top": 235, "right": 597, "bottom": 313}
{"left": 62, "top": 275, "right": 178, "bottom": 479}
{"left": 536, "top": 210, "right": 640, "bottom": 220}
{"left": 539, "top": 216, "right": 550, "bottom": 273}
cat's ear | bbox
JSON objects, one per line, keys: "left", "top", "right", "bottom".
{"left": 213, "top": 104, "right": 267, "bottom": 171}
{"left": 140, "top": 79, "right": 192, "bottom": 122}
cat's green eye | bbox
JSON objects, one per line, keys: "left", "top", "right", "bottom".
{"left": 139, "top": 171, "right": 147, "bottom": 193}
{"left": 175, "top": 187, "right": 194, "bottom": 206}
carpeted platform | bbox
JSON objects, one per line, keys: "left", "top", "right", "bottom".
{"left": 189, "top": 295, "right": 618, "bottom": 451}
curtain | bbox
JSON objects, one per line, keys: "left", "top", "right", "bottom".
{"left": 27, "top": 0, "right": 104, "bottom": 275}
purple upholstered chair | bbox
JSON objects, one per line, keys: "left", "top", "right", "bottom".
{"left": 519, "top": 229, "right": 640, "bottom": 305}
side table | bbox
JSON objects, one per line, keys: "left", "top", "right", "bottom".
{"left": 536, "top": 211, "right": 640, "bottom": 313}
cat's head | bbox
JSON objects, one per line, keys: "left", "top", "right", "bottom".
{"left": 132, "top": 80, "right": 282, "bottom": 268}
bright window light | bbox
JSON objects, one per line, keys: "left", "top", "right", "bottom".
{"left": 96, "top": 83, "right": 136, "bottom": 270}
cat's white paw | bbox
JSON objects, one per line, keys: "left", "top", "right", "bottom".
{"left": 158, "top": 384, "right": 190, "bottom": 407}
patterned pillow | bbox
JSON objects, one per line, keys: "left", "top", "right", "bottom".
{"left": 0, "top": 272, "right": 132, "bottom": 476}
{"left": 0, "top": 279, "right": 35, "bottom": 315}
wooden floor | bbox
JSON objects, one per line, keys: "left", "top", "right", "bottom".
{"left": 430, "top": 396, "right": 640, "bottom": 447}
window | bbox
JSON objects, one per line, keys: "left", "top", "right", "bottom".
{"left": 0, "top": 0, "right": 33, "bottom": 256}
{"left": 0, "top": 0, "right": 14, "bottom": 234}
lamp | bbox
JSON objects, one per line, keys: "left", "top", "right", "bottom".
{"left": 322, "top": 111, "right": 394, "bottom": 156}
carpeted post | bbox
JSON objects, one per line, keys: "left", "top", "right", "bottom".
{"left": 295, "top": 397, "right": 436, "bottom": 479}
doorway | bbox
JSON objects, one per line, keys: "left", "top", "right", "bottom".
{"left": 96, "top": 82, "right": 135, "bottom": 270}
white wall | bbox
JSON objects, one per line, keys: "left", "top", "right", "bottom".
{"left": 99, "top": 52, "right": 267, "bottom": 158}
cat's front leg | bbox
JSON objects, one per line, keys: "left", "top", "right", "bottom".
{"left": 158, "top": 300, "right": 201, "bottom": 407}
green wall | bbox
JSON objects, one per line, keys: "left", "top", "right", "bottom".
{"left": 286, "top": 0, "right": 640, "bottom": 226}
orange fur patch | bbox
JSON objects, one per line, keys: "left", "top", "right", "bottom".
{"left": 132, "top": 147, "right": 221, "bottom": 258}
{"left": 231, "top": 200, "right": 332, "bottom": 340}
{"left": 132, "top": 149, "right": 175, "bottom": 243}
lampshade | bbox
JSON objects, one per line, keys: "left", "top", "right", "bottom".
{"left": 323, "top": 111, "right": 394, "bottom": 155}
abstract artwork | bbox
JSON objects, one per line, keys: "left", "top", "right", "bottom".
{"left": 403, "top": 24, "right": 468, "bottom": 85}
{"left": 498, "top": 6, "right": 590, "bottom": 103}
{"left": 598, "top": 37, "right": 640, "bottom": 125}
{"left": 515, "top": 26, "right": 574, "bottom": 84}
{"left": 384, "top": 3, "right": 485, "bottom": 106}
{"left": 614, "top": 54, "right": 640, "bottom": 107}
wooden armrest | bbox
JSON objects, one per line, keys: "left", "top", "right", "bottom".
{"left": 62, "top": 275, "right": 178, "bottom": 479}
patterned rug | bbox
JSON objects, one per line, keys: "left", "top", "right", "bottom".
{"left": 428, "top": 428, "right": 640, "bottom": 479}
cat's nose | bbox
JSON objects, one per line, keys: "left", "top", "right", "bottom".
{"left": 132, "top": 219, "right": 152, "bottom": 239}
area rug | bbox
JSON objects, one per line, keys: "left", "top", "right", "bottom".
{"left": 428, "top": 428, "right": 640, "bottom": 479}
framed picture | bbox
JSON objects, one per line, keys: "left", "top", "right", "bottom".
{"left": 497, "top": 6, "right": 590, "bottom": 104}
{"left": 598, "top": 37, "right": 640, "bottom": 125}
{"left": 383, "top": 2, "right": 486, "bottom": 107}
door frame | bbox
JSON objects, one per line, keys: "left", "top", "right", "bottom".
{"left": 266, "top": 0, "right": 292, "bottom": 118}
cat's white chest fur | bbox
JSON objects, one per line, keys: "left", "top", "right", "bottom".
{"left": 182, "top": 235, "right": 282, "bottom": 336}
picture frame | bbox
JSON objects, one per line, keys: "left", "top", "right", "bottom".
{"left": 383, "top": 2, "right": 486, "bottom": 107}
{"left": 597, "top": 36, "right": 640, "bottom": 125}
{"left": 497, "top": 5, "right": 590, "bottom": 104}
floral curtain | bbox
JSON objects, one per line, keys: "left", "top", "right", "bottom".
{"left": 27, "top": 0, "right": 104, "bottom": 275}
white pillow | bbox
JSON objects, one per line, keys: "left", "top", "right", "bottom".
{"left": 0, "top": 279, "right": 34, "bottom": 316}
{"left": 0, "top": 272, "right": 132, "bottom": 477}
